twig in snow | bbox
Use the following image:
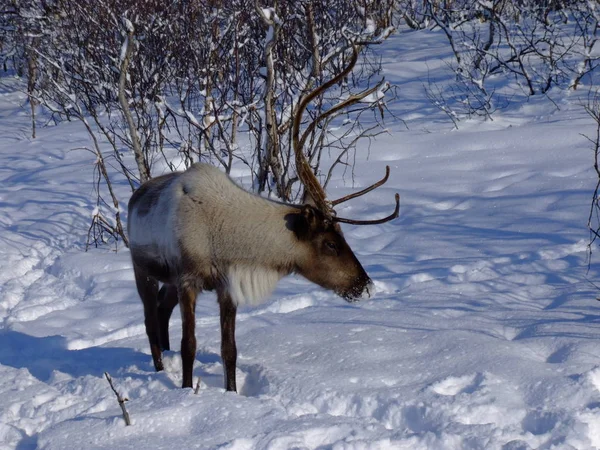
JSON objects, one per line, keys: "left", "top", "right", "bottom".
{"left": 104, "top": 372, "right": 131, "bottom": 426}
{"left": 194, "top": 377, "right": 202, "bottom": 395}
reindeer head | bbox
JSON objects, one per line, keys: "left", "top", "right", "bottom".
{"left": 290, "top": 42, "right": 399, "bottom": 301}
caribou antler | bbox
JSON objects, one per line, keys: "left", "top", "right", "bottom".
{"left": 292, "top": 42, "right": 399, "bottom": 225}
{"left": 292, "top": 44, "right": 360, "bottom": 214}
{"left": 332, "top": 165, "right": 391, "bottom": 206}
{"left": 334, "top": 193, "right": 400, "bottom": 225}
{"left": 332, "top": 166, "right": 400, "bottom": 225}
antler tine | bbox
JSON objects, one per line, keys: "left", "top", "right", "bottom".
{"left": 331, "top": 166, "right": 391, "bottom": 207}
{"left": 292, "top": 43, "right": 360, "bottom": 214}
{"left": 333, "top": 193, "right": 400, "bottom": 226}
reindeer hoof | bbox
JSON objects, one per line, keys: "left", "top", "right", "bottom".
{"left": 154, "top": 359, "right": 164, "bottom": 372}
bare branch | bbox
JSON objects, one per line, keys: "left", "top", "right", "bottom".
{"left": 104, "top": 372, "right": 131, "bottom": 426}
{"left": 118, "top": 24, "right": 149, "bottom": 182}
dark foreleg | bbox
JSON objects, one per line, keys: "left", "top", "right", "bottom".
{"left": 178, "top": 283, "right": 198, "bottom": 389}
{"left": 218, "top": 290, "right": 238, "bottom": 392}
{"left": 157, "top": 284, "right": 178, "bottom": 351}
{"left": 133, "top": 265, "right": 163, "bottom": 372}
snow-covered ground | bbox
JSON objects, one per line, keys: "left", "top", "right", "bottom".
{"left": 2, "top": 29, "right": 600, "bottom": 450}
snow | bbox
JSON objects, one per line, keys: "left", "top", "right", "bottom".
{"left": 2, "top": 29, "right": 600, "bottom": 449}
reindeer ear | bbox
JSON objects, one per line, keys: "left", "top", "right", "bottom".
{"left": 286, "top": 206, "right": 319, "bottom": 241}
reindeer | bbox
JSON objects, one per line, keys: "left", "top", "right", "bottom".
{"left": 127, "top": 45, "right": 399, "bottom": 390}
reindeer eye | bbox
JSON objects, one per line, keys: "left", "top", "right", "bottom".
{"left": 324, "top": 241, "right": 338, "bottom": 254}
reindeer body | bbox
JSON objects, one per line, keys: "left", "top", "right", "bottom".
{"left": 128, "top": 163, "right": 374, "bottom": 390}
{"left": 129, "top": 163, "right": 300, "bottom": 305}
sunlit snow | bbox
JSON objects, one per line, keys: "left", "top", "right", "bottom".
{"left": 1, "top": 29, "right": 600, "bottom": 450}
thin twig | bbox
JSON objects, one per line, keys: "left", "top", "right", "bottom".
{"left": 104, "top": 372, "right": 131, "bottom": 426}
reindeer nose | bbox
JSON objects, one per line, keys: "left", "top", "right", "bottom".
{"left": 362, "top": 280, "right": 375, "bottom": 299}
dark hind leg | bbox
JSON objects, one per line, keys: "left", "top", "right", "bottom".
{"left": 133, "top": 264, "right": 163, "bottom": 372}
{"left": 218, "top": 289, "right": 238, "bottom": 392}
{"left": 178, "top": 283, "right": 199, "bottom": 388}
{"left": 157, "top": 284, "right": 178, "bottom": 351}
